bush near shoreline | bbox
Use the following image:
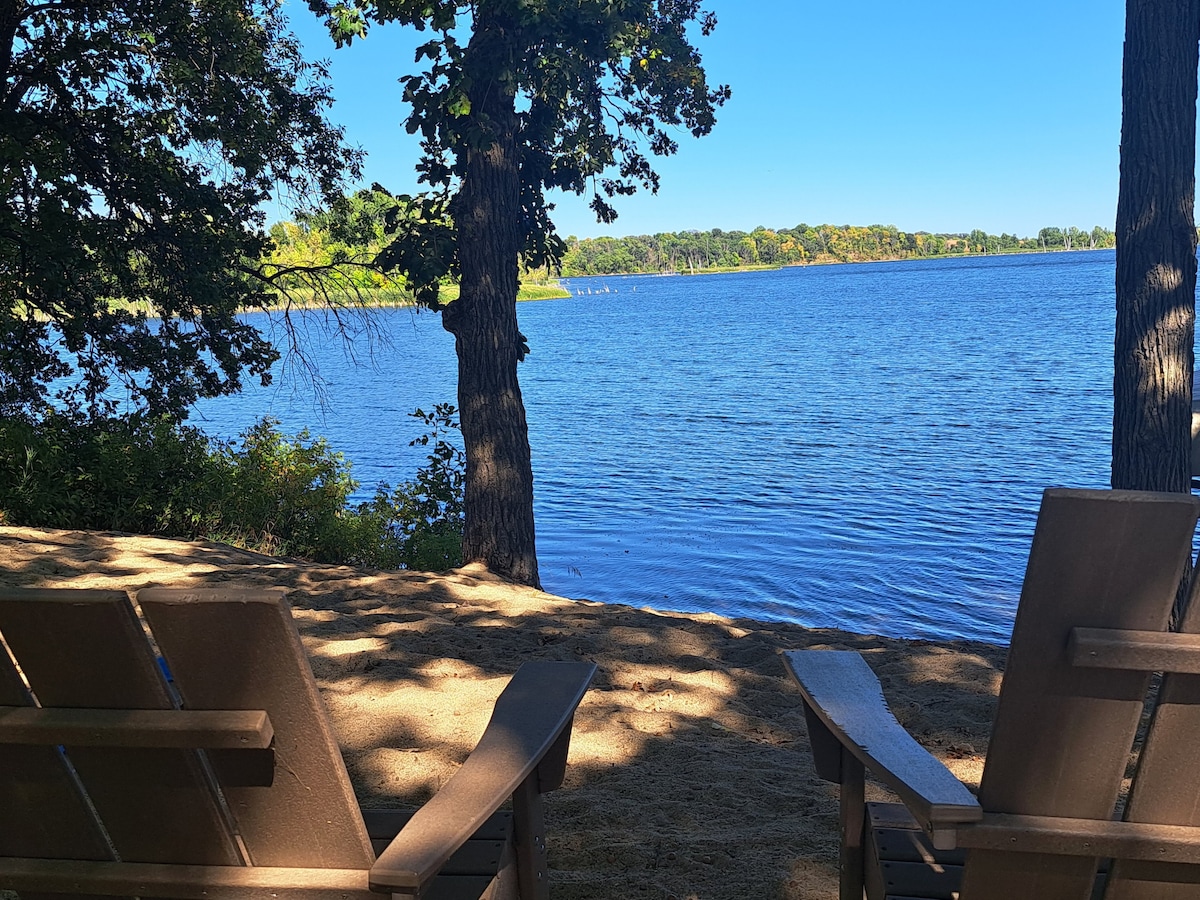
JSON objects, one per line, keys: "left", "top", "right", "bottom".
{"left": 0, "top": 409, "right": 466, "bottom": 572}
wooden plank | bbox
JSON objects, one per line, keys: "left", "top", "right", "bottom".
{"left": 783, "top": 649, "right": 982, "bottom": 832}
{"left": 0, "top": 858, "right": 376, "bottom": 900}
{"left": 0, "top": 587, "right": 241, "bottom": 866}
{"left": 865, "top": 812, "right": 889, "bottom": 900}
{"left": 206, "top": 747, "right": 277, "bottom": 787}
{"left": 137, "top": 587, "right": 375, "bottom": 870}
{"left": 1105, "top": 555, "right": 1200, "bottom": 900}
{"left": 0, "top": 706, "right": 273, "bottom": 749}
{"left": 370, "top": 837, "right": 507, "bottom": 877}
{"left": 866, "top": 803, "right": 965, "bottom": 900}
{"left": 960, "top": 489, "right": 1200, "bottom": 900}
{"left": 362, "top": 809, "right": 513, "bottom": 844}
{"left": 802, "top": 699, "right": 845, "bottom": 782}
{"left": 370, "top": 660, "right": 596, "bottom": 894}
{"left": 873, "top": 860, "right": 962, "bottom": 899}
{"left": 838, "top": 751, "right": 867, "bottom": 900}
{"left": 955, "top": 813, "right": 1200, "bottom": 861}
{"left": 869, "top": 801, "right": 927, "bottom": 831}
{"left": 364, "top": 808, "right": 513, "bottom": 878}
{"left": 533, "top": 720, "right": 574, "bottom": 792}
{"left": 0, "top": 854, "right": 498, "bottom": 900}
{"left": 1108, "top": 860, "right": 1200, "bottom": 888}
{"left": 1069, "top": 628, "right": 1200, "bottom": 674}
{"left": 873, "top": 828, "right": 968, "bottom": 867}
{"left": 512, "top": 773, "right": 549, "bottom": 900}
{"left": 0, "top": 627, "right": 113, "bottom": 869}
{"left": 423, "top": 874, "right": 501, "bottom": 900}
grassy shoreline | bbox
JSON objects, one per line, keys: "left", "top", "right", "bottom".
{"left": 272, "top": 281, "right": 571, "bottom": 309}
{"left": 98, "top": 281, "right": 569, "bottom": 318}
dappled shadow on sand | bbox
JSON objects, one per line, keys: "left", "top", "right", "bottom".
{"left": 0, "top": 526, "right": 1006, "bottom": 900}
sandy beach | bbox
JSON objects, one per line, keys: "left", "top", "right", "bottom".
{"left": 0, "top": 526, "right": 1007, "bottom": 899}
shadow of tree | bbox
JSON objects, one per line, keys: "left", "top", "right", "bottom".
{"left": 0, "top": 526, "right": 1005, "bottom": 900}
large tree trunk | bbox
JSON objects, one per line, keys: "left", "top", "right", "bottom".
{"left": 1112, "top": 0, "right": 1199, "bottom": 493}
{"left": 442, "top": 7, "right": 540, "bottom": 587}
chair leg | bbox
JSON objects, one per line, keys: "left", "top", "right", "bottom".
{"left": 480, "top": 843, "right": 520, "bottom": 900}
{"left": 839, "top": 749, "right": 866, "bottom": 900}
{"left": 512, "top": 773, "right": 549, "bottom": 900}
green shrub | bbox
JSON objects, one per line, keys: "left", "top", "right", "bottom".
{"left": 356, "top": 404, "right": 466, "bottom": 570}
{"left": 0, "top": 407, "right": 466, "bottom": 572}
{"left": 0, "top": 411, "right": 218, "bottom": 533}
{"left": 209, "top": 419, "right": 362, "bottom": 560}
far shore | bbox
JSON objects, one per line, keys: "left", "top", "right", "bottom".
{"left": 560, "top": 244, "right": 1114, "bottom": 280}
{"left": 0, "top": 525, "right": 1004, "bottom": 899}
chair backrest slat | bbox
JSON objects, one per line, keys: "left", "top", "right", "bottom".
{"left": 960, "top": 489, "right": 1200, "bottom": 900}
{"left": 0, "top": 588, "right": 241, "bottom": 866}
{"left": 0, "top": 636, "right": 112, "bottom": 865}
{"left": 1104, "top": 571, "right": 1200, "bottom": 900}
{"left": 138, "top": 587, "right": 375, "bottom": 869}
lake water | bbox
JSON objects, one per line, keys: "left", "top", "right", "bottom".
{"left": 196, "top": 251, "right": 1117, "bottom": 644}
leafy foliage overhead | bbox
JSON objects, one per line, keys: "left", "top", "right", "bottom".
{"left": 0, "top": 0, "right": 360, "bottom": 420}
{"left": 308, "top": 0, "right": 730, "bottom": 302}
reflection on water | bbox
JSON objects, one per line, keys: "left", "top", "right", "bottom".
{"left": 197, "top": 251, "right": 1116, "bottom": 644}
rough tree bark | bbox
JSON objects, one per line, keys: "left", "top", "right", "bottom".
{"left": 1112, "top": 0, "right": 1199, "bottom": 493}
{"left": 441, "top": 8, "right": 540, "bottom": 587}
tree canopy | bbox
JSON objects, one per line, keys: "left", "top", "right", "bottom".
{"left": 0, "top": 0, "right": 359, "bottom": 421}
{"left": 314, "top": 0, "right": 730, "bottom": 301}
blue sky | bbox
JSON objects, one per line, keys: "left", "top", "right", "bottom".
{"left": 282, "top": 0, "right": 1128, "bottom": 239}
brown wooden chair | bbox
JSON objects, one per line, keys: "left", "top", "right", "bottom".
{"left": 785, "top": 488, "right": 1200, "bottom": 900}
{"left": 0, "top": 585, "right": 595, "bottom": 900}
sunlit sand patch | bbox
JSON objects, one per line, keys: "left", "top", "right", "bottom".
{"left": 412, "top": 657, "right": 489, "bottom": 679}
{"left": 370, "top": 615, "right": 458, "bottom": 634}
{"left": 310, "top": 635, "right": 390, "bottom": 658}
{"left": 292, "top": 607, "right": 339, "bottom": 623}
{"left": 945, "top": 757, "right": 985, "bottom": 789}
{"left": 567, "top": 715, "right": 664, "bottom": 765}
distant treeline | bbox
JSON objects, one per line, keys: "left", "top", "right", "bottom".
{"left": 561, "top": 224, "right": 1117, "bottom": 276}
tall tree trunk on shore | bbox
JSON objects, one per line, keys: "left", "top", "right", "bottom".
{"left": 442, "top": 9, "right": 540, "bottom": 587}
{"left": 1112, "top": 0, "right": 1199, "bottom": 493}
{"left": 328, "top": 0, "right": 726, "bottom": 589}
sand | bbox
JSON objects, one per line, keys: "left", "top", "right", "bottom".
{"left": 0, "top": 526, "right": 1007, "bottom": 899}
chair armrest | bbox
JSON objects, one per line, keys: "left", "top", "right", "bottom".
{"left": 783, "top": 650, "right": 981, "bottom": 838}
{"left": 369, "top": 660, "right": 596, "bottom": 895}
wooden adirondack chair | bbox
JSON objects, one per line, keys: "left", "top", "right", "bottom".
{"left": 0, "top": 585, "right": 596, "bottom": 900}
{"left": 785, "top": 488, "right": 1200, "bottom": 900}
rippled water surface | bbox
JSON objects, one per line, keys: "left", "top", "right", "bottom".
{"left": 198, "top": 251, "right": 1116, "bottom": 643}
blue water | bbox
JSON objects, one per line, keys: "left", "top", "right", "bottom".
{"left": 196, "top": 251, "right": 1116, "bottom": 644}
